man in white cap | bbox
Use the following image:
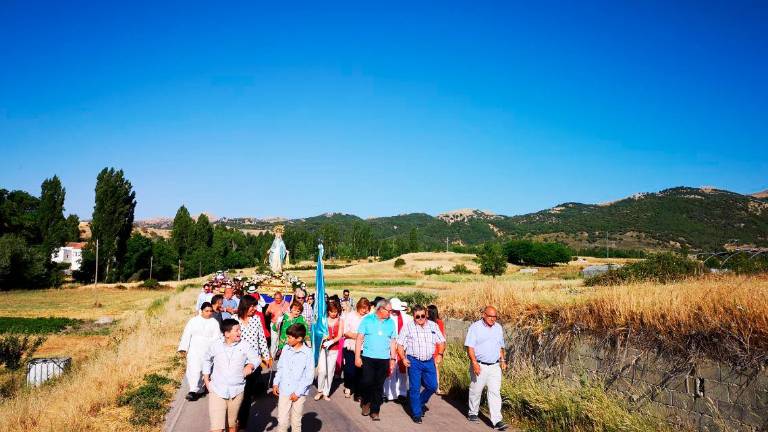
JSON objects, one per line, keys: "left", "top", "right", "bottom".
{"left": 383, "top": 297, "right": 412, "bottom": 401}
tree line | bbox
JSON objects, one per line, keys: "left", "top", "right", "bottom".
{"left": 1, "top": 176, "right": 80, "bottom": 289}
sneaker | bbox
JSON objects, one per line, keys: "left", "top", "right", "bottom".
{"left": 361, "top": 403, "right": 371, "bottom": 416}
{"left": 494, "top": 421, "right": 508, "bottom": 431}
{"left": 185, "top": 392, "right": 198, "bottom": 401}
{"left": 370, "top": 412, "right": 380, "bottom": 421}
{"left": 412, "top": 416, "right": 423, "bottom": 424}
{"left": 468, "top": 414, "right": 480, "bottom": 422}
{"left": 314, "top": 393, "right": 323, "bottom": 401}
{"left": 344, "top": 388, "right": 352, "bottom": 398}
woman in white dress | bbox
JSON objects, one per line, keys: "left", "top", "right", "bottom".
{"left": 383, "top": 298, "right": 412, "bottom": 401}
{"left": 178, "top": 302, "right": 222, "bottom": 401}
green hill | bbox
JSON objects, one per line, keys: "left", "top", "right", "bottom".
{"left": 147, "top": 186, "right": 768, "bottom": 253}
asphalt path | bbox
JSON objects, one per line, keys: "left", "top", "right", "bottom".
{"left": 164, "top": 372, "right": 512, "bottom": 432}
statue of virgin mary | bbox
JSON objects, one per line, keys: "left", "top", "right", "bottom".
{"left": 268, "top": 225, "right": 289, "bottom": 274}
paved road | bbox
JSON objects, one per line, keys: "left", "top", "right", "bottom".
{"left": 164, "top": 373, "right": 511, "bottom": 432}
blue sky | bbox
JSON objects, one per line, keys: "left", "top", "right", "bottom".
{"left": 1, "top": 1, "right": 766, "bottom": 220}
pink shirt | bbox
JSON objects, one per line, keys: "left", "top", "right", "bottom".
{"left": 342, "top": 311, "right": 363, "bottom": 350}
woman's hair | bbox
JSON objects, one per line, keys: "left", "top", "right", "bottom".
{"left": 237, "top": 295, "right": 258, "bottom": 320}
{"left": 200, "top": 302, "right": 212, "bottom": 311}
{"left": 427, "top": 304, "right": 440, "bottom": 321}
{"left": 327, "top": 302, "right": 340, "bottom": 314}
{"left": 289, "top": 300, "right": 303, "bottom": 312}
{"left": 210, "top": 294, "right": 223, "bottom": 305}
{"left": 286, "top": 322, "right": 307, "bottom": 339}
{"left": 356, "top": 297, "right": 371, "bottom": 312}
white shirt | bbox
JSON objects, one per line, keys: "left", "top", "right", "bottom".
{"left": 178, "top": 315, "right": 222, "bottom": 359}
{"left": 195, "top": 292, "right": 214, "bottom": 313}
{"left": 202, "top": 340, "right": 261, "bottom": 399}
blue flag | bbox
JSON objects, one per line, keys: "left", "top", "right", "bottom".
{"left": 312, "top": 243, "right": 328, "bottom": 365}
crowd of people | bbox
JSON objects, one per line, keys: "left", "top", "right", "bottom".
{"left": 178, "top": 274, "right": 508, "bottom": 432}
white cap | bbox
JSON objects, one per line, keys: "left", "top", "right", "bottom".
{"left": 390, "top": 297, "right": 408, "bottom": 311}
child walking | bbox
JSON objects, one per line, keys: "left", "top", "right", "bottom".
{"left": 202, "top": 318, "right": 262, "bottom": 432}
{"left": 272, "top": 323, "right": 314, "bottom": 432}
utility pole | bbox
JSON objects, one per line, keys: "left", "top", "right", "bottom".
{"left": 178, "top": 258, "right": 181, "bottom": 281}
{"left": 446, "top": 237, "right": 449, "bottom": 252}
{"left": 606, "top": 231, "right": 609, "bottom": 259}
{"left": 94, "top": 239, "right": 99, "bottom": 287}
{"left": 149, "top": 255, "right": 153, "bottom": 280}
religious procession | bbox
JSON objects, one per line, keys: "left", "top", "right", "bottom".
{"left": 177, "top": 226, "right": 508, "bottom": 432}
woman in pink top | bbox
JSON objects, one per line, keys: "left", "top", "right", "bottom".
{"left": 341, "top": 297, "right": 371, "bottom": 400}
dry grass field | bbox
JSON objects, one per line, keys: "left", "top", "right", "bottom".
{"left": 0, "top": 286, "right": 196, "bottom": 432}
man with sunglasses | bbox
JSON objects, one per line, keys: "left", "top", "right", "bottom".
{"left": 396, "top": 304, "right": 446, "bottom": 424}
{"left": 464, "top": 306, "right": 508, "bottom": 431}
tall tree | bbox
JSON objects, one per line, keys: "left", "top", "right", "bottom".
{"left": 408, "top": 227, "right": 420, "bottom": 253}
{"left": 171, "top": 206, "right": 194, "bottom": 258}
{"left": 37, "top": 176, "right": 67, "bottom": 256}
{"left": 191, "top": 213, "right": 214, "bottom": 251}
{"left": 90, "top": 168, "right": 136, "bottom": 282}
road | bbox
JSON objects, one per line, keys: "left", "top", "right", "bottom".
{"left": 164, "top": 373, "right": 512, "bottom": 432}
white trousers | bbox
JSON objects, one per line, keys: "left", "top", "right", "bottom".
{"left": 468, "top": 363, "right": 503, "bottom": 425}
{"left": 270, "top": 328, "right": 280, "bottom": 359}
{"left": 316, "top": 347, "right": 339, "bottom": 396}
{"left": 185, "top": 353, "right": 203, "bottom": 393}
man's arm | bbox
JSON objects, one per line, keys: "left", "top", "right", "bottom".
{"left": 499, "top": 347, "right": 507, "bottom": 371}
{"left": 467, "top": 346, "right": 481, "bottom": 376}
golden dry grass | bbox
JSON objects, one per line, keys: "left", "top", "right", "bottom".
{"left": 0, "top": 287, "right": 195, "bottom": 432}
{"left": 437, "top": 273, "right": 768, "bottom": 364}
{"left": 0, "top": 286, "right": 170, "bottom": 320}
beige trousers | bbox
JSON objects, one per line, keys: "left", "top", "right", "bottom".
{"left": 277, "top": 394, "right": 306, "bottom": 432}
{"left": 208, "top": 391, "right": 244, "bottom": 431}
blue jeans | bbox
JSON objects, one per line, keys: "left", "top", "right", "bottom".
{"left": 407, "top": 355, "right": 438, "bottom": 418}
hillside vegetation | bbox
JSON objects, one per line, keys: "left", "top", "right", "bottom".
{"left": 201, "top": 186, "right": 768, "bottom": 252}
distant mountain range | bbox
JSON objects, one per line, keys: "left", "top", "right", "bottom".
{"left": 136, "top": 186, "right": 768, "bottom": 251}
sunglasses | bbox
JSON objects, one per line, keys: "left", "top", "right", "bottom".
{"left": 485, "top": 314, "right": 498, "bottom": 318}
{"left": 414, "top": 314, "right": 427, "bottom": 319}
{"left": 296, "top": 296, "right": 306, "bottom": 300}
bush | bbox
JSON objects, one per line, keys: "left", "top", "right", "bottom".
{"left": 478, "top": 243, "right": 507, "bottom": 277}
{"left": 585, "top": 252, "right": 705, "bottom": 286}
{"left": 450, "top": 264, "right": 472, "bottom": 274}
{"left": 0, "top": 334, "right": 46, "bottom": 370}
{"left": 393, "top": 258, "right": 406, "bottom": 268}
{"left": 396, "top": 291, "right": 438, "bottom": 307}
{"left": 503, "top": 240, "right": 573, "bottom": 266}
{"left": 118, "top": 373, "right": 176, "bottom": 425}
{"left": 423, "top": 267, "right": 443, "bottom": 275}
{"left": 141, "top": 278, "right": 160, "bottom": 289}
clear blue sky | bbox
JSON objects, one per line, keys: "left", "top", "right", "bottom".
{"left": 2, "top": 1, "right": 766, "bottom": 220}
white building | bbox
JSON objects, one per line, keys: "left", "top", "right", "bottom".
{"left": 51, "top": 242, "right": 86, "bottom": 273}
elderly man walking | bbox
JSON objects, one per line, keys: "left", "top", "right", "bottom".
{"left": 396, "top": 304, "right": 446, "bottom": 424}
{"left": 355, "top": 299, "right": 397, "bottom": 421}
{"left": 465, "top": 305, "right": 508, "bottom": 431}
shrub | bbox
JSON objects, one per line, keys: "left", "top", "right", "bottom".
{"left": 396, "top": 291, "right": 438, "bottom": 307}
{"left": 141, "top": 278, "right": 160, "bottom": 289}
{"left": 585, "top": 252, "right": 705, "bottom": 286}
{"left": 478, "top": 243, "right": 507, "bottom": 277}
{"left": 450, "top": 264, "right": 472, "bottom": 274}
{"left": 423, "top": 267, "right": 443, "bottom": 275}
{"left": 0, "top": 334, "right": 46, "bottom": 370}
{"left": 393, "top": 258, "right": 406, "bottom": 268}
{"left": 503, "top": 240, "right": 573, "bottom": 266}
{"left": 117, "top": 373, "right": 176, "bottom": 425}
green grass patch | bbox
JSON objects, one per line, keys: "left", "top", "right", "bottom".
{"left": 0, "top": 317, "right": 82, "bottom": 334}
{"left": 146, "top": 296, "right": 170, "bottom": 317}
{"left": 439, "top": 343, "right": 664, "bottom": 431}
{"left": 117, "top": 373, "right": 177, "bottom": 425}
{"left": 307, "top": 279, "right": 417, "bottom": 288}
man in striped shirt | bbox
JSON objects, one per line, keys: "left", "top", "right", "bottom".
{"left": 396, "top": 304, "right": 446, "bottom": 424}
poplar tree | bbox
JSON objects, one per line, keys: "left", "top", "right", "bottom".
{"left": 90, "top": 168, "right": 136, "bottom": 282}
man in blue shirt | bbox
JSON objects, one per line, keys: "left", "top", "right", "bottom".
{"left": 221, "top": 286, "right": 239, "bottom": 320}
{"left": 464, "top": 305, "right": 508, "bottom": 431}
{"left": 355, "top": 299, "right": 397, "bottom": 421}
